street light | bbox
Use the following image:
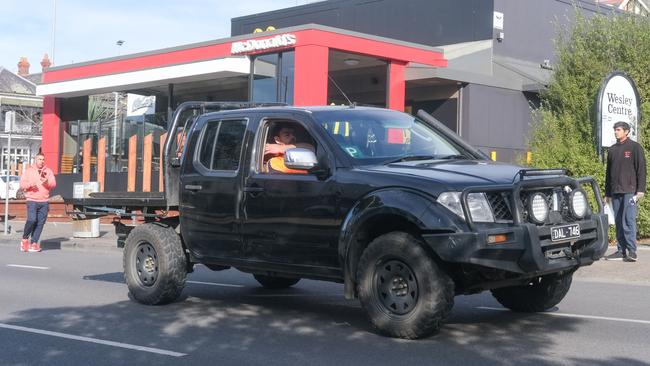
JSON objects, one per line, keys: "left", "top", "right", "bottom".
{"left": 116, "top": 40, "right": 125, "bottom": 56}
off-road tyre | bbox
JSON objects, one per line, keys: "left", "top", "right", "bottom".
{"left": 490, "top": 271, "right": 573, "bottom": 312}
{"left": 123, "top": 223, "right": 187, "bottom": 305}
{"left": 356, "top": 231, "right": 454, "bottom": 339}
{"left": 253, "top": 274, "right": 300, "bottom": 289}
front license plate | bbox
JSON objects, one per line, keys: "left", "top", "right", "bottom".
{"left": 550, "top": 224, "right": 580, "bottom": 242}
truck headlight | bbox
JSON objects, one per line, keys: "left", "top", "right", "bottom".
{"left": 528, "top": 193, "right": 549, "bottom": 224}
{"left": 437, "top": 192, "right": 495, "bottom": 223}
{"left": 569, "top": 190, "right": 588, "bottom": 219}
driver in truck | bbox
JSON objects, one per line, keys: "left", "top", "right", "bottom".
{"left": 264, "top": 122, "right": 314, "bottom": 174}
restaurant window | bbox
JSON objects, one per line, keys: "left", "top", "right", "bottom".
{"left": 251, "top": 51, "right": 294, "bottom": 104}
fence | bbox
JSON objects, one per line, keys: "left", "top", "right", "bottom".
{"left": 76, "top": 132, "right": 168, "bottom": 192}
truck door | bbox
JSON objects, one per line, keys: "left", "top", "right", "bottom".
{"left": 179, "top": 116, "right": 250, "bottom": 260}
{"left": 241, "top": 114, "right": 340, "bottom": 269}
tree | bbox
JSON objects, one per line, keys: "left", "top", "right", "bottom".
{"left": 2, "top": 104, "right": 42, "bottom": 136}
{"left": 529, "top": 9, "right": 650, "bottom": 235}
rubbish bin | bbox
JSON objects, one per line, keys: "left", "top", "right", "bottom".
{"left": 72, "top": 182, "right": 100, "bottom": 238}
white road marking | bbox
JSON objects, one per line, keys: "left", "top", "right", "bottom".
{"left": 477, "top": 306, "right": 650, "bottom": 325}
{"left": 0, "top": 323, "right": 186, "bottom": 357}
{"left": 187, "top": 280, "right": 244, "bottom": 288}
{"left": 6, "top": 264, "right": 49, "bottom": 270}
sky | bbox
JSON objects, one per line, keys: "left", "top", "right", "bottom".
{"left": 0, "top": 0, "right": 319, "bottom": 74}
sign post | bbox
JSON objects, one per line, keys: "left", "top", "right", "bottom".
{"left": 3, "top": 112, "right": 14, "bottom": 235}
{"left": 596, "top": 71, "right": 641, "bottom": 161}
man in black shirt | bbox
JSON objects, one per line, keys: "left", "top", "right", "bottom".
{"left": 605, "top": 121, "right": 646, "bottom": 262}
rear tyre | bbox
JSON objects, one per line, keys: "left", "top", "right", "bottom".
{"left": 356, "top": 232, "right": 454, "bottom": 339}
{"left": 490, "top": 271, "right": 573, "bottom": 312}
{"left": 123, "top": 223, "right": 187, "bottom": 305}
{"left": 253, "top": 274, "right": 300, "bottom": 289}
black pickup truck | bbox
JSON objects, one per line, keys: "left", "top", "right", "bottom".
{"left": 68, "top": 102, "right": 608, "bottom": 339}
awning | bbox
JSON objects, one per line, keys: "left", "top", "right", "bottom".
{"left": 493, "top": 56, "right": 552, "bottom": 92}
{"left": 37, "top": 57, "right": 251, "bottom": 98}
{"left": 0, "top": 95, "right": 43, "bottom": 108}
{"left": 405, "top": 40, "right": 553, "bottom": 92}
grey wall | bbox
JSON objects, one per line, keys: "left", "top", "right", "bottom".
{"left": 461, "top": 83, "right": 538, "bottom": 162}
{"left": 232, "top": 0, "right": 493, "bottom": 47}
{"left": 492, "top": 0, "right": 621, "bottom": 63}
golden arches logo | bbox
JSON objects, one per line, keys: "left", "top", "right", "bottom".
{"left": 253, "top": 26, "right": 276, "bottom": 33}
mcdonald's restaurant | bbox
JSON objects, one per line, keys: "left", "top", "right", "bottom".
{"left": 36, "top": 0, "right": 604, "bottom": 198}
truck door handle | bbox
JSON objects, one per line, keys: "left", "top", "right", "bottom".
{"left": 185, "top": 184, "right": 203, "bottom": 191}
{"left": 243, "top": 186, "right": 264, "bottom": 193}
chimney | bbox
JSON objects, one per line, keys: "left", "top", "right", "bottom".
{"left": 40, "top": 53, "right": 52, "bottom": 71}
{"left": 17, "top": 57, "right": 30, "bottom": 76}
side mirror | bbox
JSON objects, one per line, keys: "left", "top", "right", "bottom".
{"left": 284, "top": 148, "right": 318, "bottom": 170}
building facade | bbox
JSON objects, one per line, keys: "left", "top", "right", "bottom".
{"left": 0, "top": 57, "right": 46, "bottom": 176}
{"left": 36, "top": 0, "right": 621, "bottom": 197}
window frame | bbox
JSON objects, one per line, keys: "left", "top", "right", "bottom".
{"left": 193, "top": 117, "right": 249, "bottom": 176}
{"left": 253, "top": 116, "right": 330, "bottom": 176}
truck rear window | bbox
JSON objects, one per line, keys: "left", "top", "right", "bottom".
{"left": 198, "top": 119, "right": 247, "bottom": 171}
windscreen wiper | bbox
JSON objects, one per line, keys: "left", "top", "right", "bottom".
{"left": 438, "top": 154, "right": 469, "bottom": 160}
{"left": 384, "top": 155, "right": 438, "bottom": 164}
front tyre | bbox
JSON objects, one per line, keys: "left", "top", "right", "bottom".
{"left": 123, "top": 223, "right": 187, "bottom": 305}
{"left": 357, "top": 232, "right": 454, "bottom": 339}
{"left": 490, "top": 271, "right": 573, "bottom": 312}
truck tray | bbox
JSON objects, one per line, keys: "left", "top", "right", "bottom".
{"left": 65, "top": 191, "right": 166, "bottom": 207}
{"left": 65, "top": 192, "right": 168, "bottom": 218}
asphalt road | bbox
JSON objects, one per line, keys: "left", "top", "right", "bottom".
{"left": 1, "top": 245, "right": 649, "bottom": 366}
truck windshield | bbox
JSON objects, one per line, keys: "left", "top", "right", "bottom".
{"left": 312, "top": 109, "right": 465, "bottom": 164}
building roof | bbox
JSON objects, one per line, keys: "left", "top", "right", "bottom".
{"left": 23, "top": 73, "right": 43, "bottom": 85}
{"left": 0, "top": 67, "right": 37, "bottom": 95}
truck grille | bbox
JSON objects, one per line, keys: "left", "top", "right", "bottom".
{"left": 486, "top": 187, "right": 583, "bottom": 225}
{"left": 486, "top": 192, "right": 513, "bottom": 221}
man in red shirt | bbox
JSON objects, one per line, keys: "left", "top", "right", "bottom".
{"left": 19, "top": 153, "right": 56, "bottom": 252}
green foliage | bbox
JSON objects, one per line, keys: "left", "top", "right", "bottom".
{"left": 529, "top": 9, "right": 650, "bottom": 237}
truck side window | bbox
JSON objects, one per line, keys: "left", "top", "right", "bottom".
{"left": 198, "top": 119, "right": 247, "bottom": 171}
{"left": 261, "top": 120, "right": 316, "bottom": 174}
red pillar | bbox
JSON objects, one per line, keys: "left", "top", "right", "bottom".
{"left": 41, "top": 96, "right": 61, "bottom": 174}
{"left": 387, "top": 61, "right": 407, "bottom": 112}
{"left": 293, "top": 44, "right": 328, "bottom": 106}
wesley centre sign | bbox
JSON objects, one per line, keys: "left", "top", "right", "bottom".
{"left": 596, "top": 71, "right": 641, "bottom": 158}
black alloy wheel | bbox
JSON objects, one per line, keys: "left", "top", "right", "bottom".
{"left": 135, "top": 242, "right": 158, "bottom": 287}
{"left": 373, "top": 259, "right": 419, "bottom": 316}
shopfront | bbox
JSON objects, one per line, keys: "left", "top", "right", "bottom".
{"left": 37, "top": 24, "right": 447, "bottom": 196}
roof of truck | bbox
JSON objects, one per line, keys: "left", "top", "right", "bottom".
{"left": 202, "top": 104, "right": 399, "bottom": 117}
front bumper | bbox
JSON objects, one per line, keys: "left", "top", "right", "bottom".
{"left": 422, "top": 213, "right": 608, "bottom": 275}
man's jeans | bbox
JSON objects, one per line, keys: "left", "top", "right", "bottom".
{"left": 611, "top": 193, "right": 637, "bottom": 255}
{"left": 22, "top": 201, "right": 49, "bottom": 244}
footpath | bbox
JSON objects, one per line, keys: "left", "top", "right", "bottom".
{"left": 0, "top": 220, "right": 648, "bottom": 285}
{"left": 0, "top": 220, "right": 120, "bottom": 253}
